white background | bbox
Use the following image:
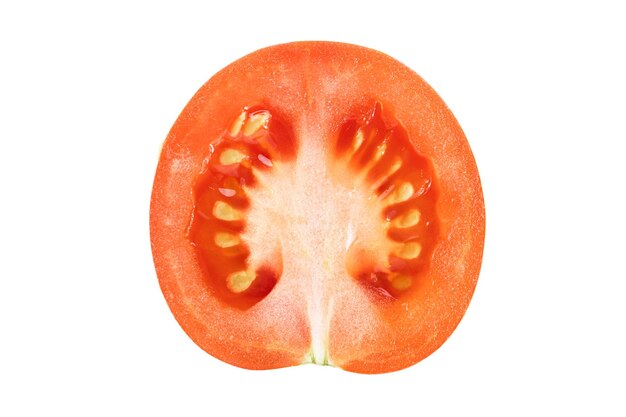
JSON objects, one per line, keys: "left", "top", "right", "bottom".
{"left": 1, "top": 1, "right": 625, "bottom": 415}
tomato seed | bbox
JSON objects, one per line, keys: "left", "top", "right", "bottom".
{"left": 393, "top": 209, "right": 421, "bottom": 228}
{"left": 395, "top": 242, "right": 422, "bottom": 260}
{"left": 215, "top": 232, "right": 241, "bottom": 248}
{"left": 219, "top": 149, "right": 248, "bottom": 165}
{"left": 243, "top": 112, "right": 270, "bottom": 136}
{"left": 213, "top": 201, "right": 242, "bottom": 221}
{"left": 227, "top": 270, "right": 256, "bottom": 293}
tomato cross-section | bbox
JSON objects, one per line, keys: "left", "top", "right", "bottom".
{"left": 150, "top": 41, "right": 485, "bottom": 373}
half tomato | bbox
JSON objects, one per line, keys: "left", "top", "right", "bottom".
{"left": 150, "top": 41, "right": 485, "bottom": 373}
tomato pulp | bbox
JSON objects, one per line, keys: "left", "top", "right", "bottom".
{"left": 150, "top": 42, "right": 485, "bottom": 373}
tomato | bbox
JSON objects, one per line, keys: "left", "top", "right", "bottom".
{"left": 150, "top": 41, "right": 485, "bottom": 373}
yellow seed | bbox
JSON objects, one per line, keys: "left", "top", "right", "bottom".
{"left": 227, "top": 270, "right": 256, "bottom": 293}
{"left": 390, "top": 182, "right": 414, "bottom": 203}
{"left": 229, "top": 111, "right": 246, "bottom": 136}
{"left": 391, "top": 274, "right": 412, "bottom": 291}
{"left": 373, "top": 141, "right": 387, "bottom": 161}
{"left": 219, "top": 149, "right": 247, "bottom": 165}
{"left": 396, "top": 242, "right": 422, "bottom": 259}
{"left": 213, "top": 201, "right": 242, "bottom": 221}
{"left": 352, "top": 129, "right": 365, "bottom": 151}
{"left": 394, "top": 209, "right": 421, "bottom": 228}
{"left": 214, "top": 232, "right": 240, "bottom": 248}
{"left": 389, "top": 159, "right": 402, "bottom": 174}
{"left": 243, "top": 112, "right": 270, "bottom": 136}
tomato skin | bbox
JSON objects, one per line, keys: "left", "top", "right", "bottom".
{"left": 151, "top": 41, "right": 485, "bottom": 373}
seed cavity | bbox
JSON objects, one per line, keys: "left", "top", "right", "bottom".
{"left": 395, "top": 242, "right": 422, "bottom": 259}
{"left": 229, "top": 111, "right": 246, "bottom": 137}
{"left": 213, "top": 201, "right": 242, "bottom": 221}
{"left": 227, "top": 270, "right": 256, "bottom": 293}
{"left": 331, "top": 102, "right": 439, "bottom": 298}
{"left": 219, "top": 149, "right": 247, "bottom": 165}
{"left": 214, "top": 232, "right": 241, "bottom": 248}
{"left": 390, "top": 274, "right": 412, "bottom": 291}
{"left": 394, "top": 209, "right": 421, "bottom": 228}
{"left": 243, "top": 111, "right": 270, "bottom": 136}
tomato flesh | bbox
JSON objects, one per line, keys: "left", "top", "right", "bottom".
{"left": 150, "top": 41, "right": 485, "bottom": 373}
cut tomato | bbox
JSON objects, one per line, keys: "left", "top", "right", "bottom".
{"left": 150, "top": 41, "right": 485, "bottom": 373}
